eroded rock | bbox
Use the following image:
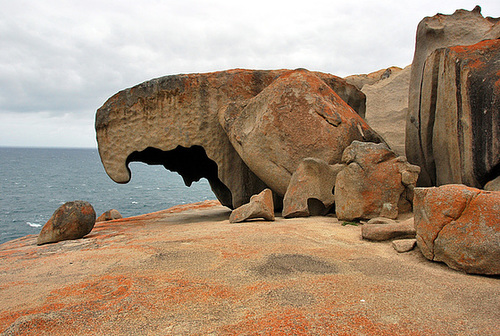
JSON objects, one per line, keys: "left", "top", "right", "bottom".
{"left": 37, "top": 201, "right": 96, "bottom": 245}
{"left": 96, "top": 69, "right": 366, "bottom": 209}
{"left": 335, "top": 141, "right": 420, "bottom": 221}
{"left": 414, "top": 184, "right": 500, "bottom": 274}
{"left": 219, "top": 69, "right": 383, "bottom": 196}
{"left": 283, "top": 158, "right": 344, "bottom": 218}
{"left": 406, "top": 6, "right": 500, "bottom": 186}
{"left": 229, "top": 189, "right": 275, "bottom": 223}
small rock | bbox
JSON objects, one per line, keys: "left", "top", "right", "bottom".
{"left": 283, "top": 158, "right": 344, "bottom": 218}
{"left": 392, "top": 239, "right": 417, "bottom": 253}
{"left": 229, "top": 189, "right": 275, "bottom": 223}
{"left": 37, "top": 201, "right": 96, "bottom": 245}
{"left": 97, "top": 209, "right": 123, "bottom": 222}
{"left": 361, "top": 217, "right": 415, "bottom": 241}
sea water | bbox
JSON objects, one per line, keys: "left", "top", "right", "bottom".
{"left": 0, "top": 147, "right": 216, "bottom": 245}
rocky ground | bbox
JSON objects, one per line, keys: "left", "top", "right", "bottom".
{"left": 0, "top": 200, "right": 498, "bottom": 335}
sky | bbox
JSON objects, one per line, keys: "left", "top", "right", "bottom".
{"left": 1, "top": 0, "right": 499, "bottom": 148}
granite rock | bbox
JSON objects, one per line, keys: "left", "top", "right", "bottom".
{"left": 229, "top": 189, "right": 275, "bottom": 223}
{"left": 37, "top": 201, "right": 96, "bottom": 245}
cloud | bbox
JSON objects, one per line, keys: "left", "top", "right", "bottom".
{"left": 0, "top": 0, "right": 498, "bottom": 147}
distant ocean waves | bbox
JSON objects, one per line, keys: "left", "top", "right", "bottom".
{"left": 0, "top": 147, "right": 216, "bottom": 245}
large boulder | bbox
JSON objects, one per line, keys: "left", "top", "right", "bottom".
{"left": 96, "top": 69, "right": 366, "bottom": 209}
{"left": 335, "top": 141, "right": 420, "bottom": 221}
{"left": 414, "top": 185, "right": 500, "bottom": 275}
{"left": 37, "top": 201, "right": 96, "bottom": 245}
{"left": 282, "top": 158, "right": 344, "bottom": 218}
{"left": 417, "top": 39, "right": 500, "bottom": 188}
{"left": 219, "top": 69, "right": 383, "bottom": 196}
{"left": 406, "top": 6, "right": 500, "bottom": 186}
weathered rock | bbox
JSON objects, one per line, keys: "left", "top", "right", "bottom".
{"left": 283, "top": 158, "right": 344, "bottom": 218}
{"left": 96, "top": 209, "right": 123, "bottom": 222}
{"left": 96, "top": 69, "right": 366, "bottom": 209}
{"left": 229, "top": 189, "right": 274, "bottom": 223}
{"left": 412, "top": 39, "right": 500, "bottom": 188}
{"left": 219, "top": 69, "right": 384, "bottom": 196}
{"left": 37, "top": 201, "right": 96, "bottom": 245}
{"left": 484, "top": 176, "right": 500, "bottom": 191}
{"left": 335, "top": 141, "right": 420, "bottom": 221}
{"left": 362, "top": 217, "right": 416, "bottom": 241}
{"left": 392, "top": 239, "right": 417, "bottom": 253}
{"left": 414, "top": 184, "right": 500, "bottom": 274}
{"left": 406, "top": 6, "right": 500, "bottom": 186}
{"left": 359, "top": 65, "right": 411, "bottom": 157}
{"left": 345, "top": 66, "right": 404, "bottom": 91}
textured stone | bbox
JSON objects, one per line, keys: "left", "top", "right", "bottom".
{"left": 283, "top": 158, "right": 344, "bottom": 218}
{"left": 229, "top": 189, "right": 274, "bottom": 223}
{"left": 335, "top": 141, "right": 420, "bottom": 221}
{"left": 406, "top": 6, "right": 500, "bottom": 186}
{"left": 96, "top": 69, "right": 366, "bottom": 209}
{"left": 96, "top": 209, "right": 123, "bottom": 222}
{"left": 219, "top": 69, "right": 383, "bottom": 196}
{"left": 414, "top": 184, "right": 500, "bottom": 275}
{"left": 484, "top": 176, "right": 500, "bottom": 191}
{"left": 362, "top": 217, "right": 416, "bottom": 241}
{"left": 392, "top": 239, "right": 417, "bottom": 253}
{"left": 37, "top": 201, "right": 96, "bottom": 245}
{"left": 359, "top": 65, "right": 411, "bottom": 156}
{"left": 412, "top": 39, "right": 500, "bottom": 188}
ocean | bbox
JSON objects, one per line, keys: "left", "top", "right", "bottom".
{"left": 0, "top": 147, "right": 216, "bottom": 245}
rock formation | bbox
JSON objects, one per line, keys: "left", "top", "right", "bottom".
{"left": 335, "top": 141, "right": 420, "bottom": 221}
{"left": 219, "top": 69, "right": 383, "bottom": 196}
{"left": 406, "top": 6, "right": 500, "bottom": 186}
{"left": 96, "top": 69, "right": 369, "bottom": 209}
{"left": 414, "top": 184, "right": 500, "bottom": 275}
{"left": 282, "top": 158, "right": 343, "bottom": 218}
{"left": 37, "top": 201, "right": 96, "bottom": 245}
{"left": 352, "top": 65, "right": 411, "bottom": 157}
{"left": 97, "top": 209, "right": 123, "bottom": 222}
{"left": 229, "top": 189, "right": 274, "bottom": 223}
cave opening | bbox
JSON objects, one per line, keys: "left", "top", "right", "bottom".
{"left": 126, "top": 146, "right": 233, "bottom": 207}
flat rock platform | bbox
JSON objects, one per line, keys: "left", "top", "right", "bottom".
{"left": 1, "top": 201, "right": 498, "bottom": 335}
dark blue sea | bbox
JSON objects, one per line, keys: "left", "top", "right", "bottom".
{"left": 0, "top": 147, "right": 216, "bottom": 245}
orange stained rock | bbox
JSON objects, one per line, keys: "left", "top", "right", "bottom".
{"left": 0, "top": 201, "right": 498, "bottom": 335}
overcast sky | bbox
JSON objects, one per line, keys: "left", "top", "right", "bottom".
{"left": 1, "top": 0, "right": 498, "bottom": 148}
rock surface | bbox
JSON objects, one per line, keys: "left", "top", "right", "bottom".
{"left": 484, "top": 176, "right": 500, "bottom": 191}
{"left": 1, "top": 201, "right": 498, "bottom": 335}
{"left": 96, "top": 69, "right": 365, "bottom": 209}
{"left": 335, "top": 141, "right": 420, "bottom": 221}
{"left": 392, "top": 239, "right": 417, "bottom": 253}
{"left": 229, "top": 189, "right": 275, "bottom": 223}
{"left": 412, "top": 39, "right": 500, "bottom": 188}
{"left": 406, "top": 6, "right": 500, "bottom": 186}
{"left": 414, "top": 184, "right": 500, "bottom": 275}
{"left": 219, "top": 69, "right": 383, "bottom": 196}
{"left": 96, "top": 209, "right": 122, "bottom": 222}
{"left": 37, "top": 201, "right": 96, "bottom": 245}
{"left": 359, "top": 65, "right": 411, "bottom": 157}
{"left": 362, "top": 217, "right": 416, "bottom": 241}
{"left": 282, "top": 158, "right": 344, "bottom": 218}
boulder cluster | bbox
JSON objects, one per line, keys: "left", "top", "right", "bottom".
{"left": 92, "top": 7, "right": 499, "bottom": 274}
